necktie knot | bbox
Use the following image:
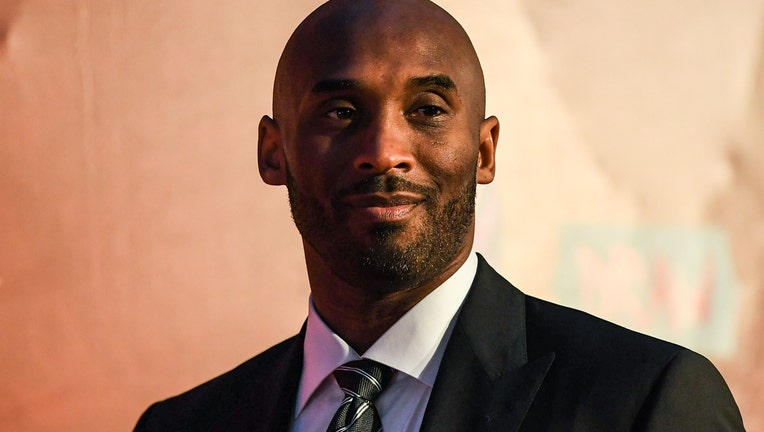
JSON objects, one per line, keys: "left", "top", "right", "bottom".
{"left": 333, "top": 359, "right": 394, "bottom": 402}
{"left": 327, "top": 359, "right": 394, "bottom": 432}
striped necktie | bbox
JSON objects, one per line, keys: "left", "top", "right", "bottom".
{"left": 326, "top": 359, "right": 395, "bottom": 432}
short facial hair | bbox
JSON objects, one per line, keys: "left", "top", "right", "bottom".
{"left": 285, "top": 164, "right": 476, "bottom": 293}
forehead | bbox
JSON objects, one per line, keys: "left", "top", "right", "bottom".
{"left": 295, "top": 23, "right": 469, "bottom": 92}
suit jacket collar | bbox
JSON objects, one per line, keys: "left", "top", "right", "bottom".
{"left": 216, "top": 326, "right": 305, "bottom": 432}
{"left": 420, "top": 254, "right": 554, "bottom": 432}
{"left": 260, "top": 332, "right": 304, "bottom": 432}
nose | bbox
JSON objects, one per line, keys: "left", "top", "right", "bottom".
{"left": 352, "top": 112, "right": 415, "bottom": 174}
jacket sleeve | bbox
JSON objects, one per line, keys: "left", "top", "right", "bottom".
{"left": 633, "top": 349, "right": 745, "bottom": 431}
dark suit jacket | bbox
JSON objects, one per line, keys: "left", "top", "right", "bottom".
{"left": 135, "top": 255, "right": 745, "bottom": 431}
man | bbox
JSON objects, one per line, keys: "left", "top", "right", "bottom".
{"left": 135, "top": 0, "right": 745, "bottom": 430}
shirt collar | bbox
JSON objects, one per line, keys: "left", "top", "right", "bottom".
{"left": 296, "top": 251, "right": 478, "bottom": 416}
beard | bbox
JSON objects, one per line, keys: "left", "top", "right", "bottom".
{"left": 285, "top": 166, "right": 476, "bottom": 293}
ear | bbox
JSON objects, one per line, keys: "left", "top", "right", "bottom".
{"left": 258, "top": 115, "right": 287, "bottom": 185}
{"left": 476, "top": 115, "right": 499, "bottom": 184}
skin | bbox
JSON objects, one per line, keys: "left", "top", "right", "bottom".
{"left": 258, "top": 0, "right": 499, "bottom": 353}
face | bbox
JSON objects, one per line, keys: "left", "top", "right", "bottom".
{"left": 260, "top": 4, "right": 498, "bottom": 293}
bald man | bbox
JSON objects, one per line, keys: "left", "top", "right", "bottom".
{"left": 135, "top": 1, "right": 745, "bottom": 431}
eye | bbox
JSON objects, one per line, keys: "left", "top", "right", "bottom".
{"left": 324, "top": 107, "right": 356, "bottom": 121}
{"left": 413, "top": 105, "right": 445, "bottom": 117}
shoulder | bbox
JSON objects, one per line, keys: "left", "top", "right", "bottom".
{"left": 134, "top": 335, "right": 302, "bottom": 431}
{"left": 522, "top": 295, "right": 743, "bottom": 430}
{"left": 472, "top": 255, "right": 687, "bottom": 369}
{"left": 524, "top": 295, "right": 683, "bottom": 365}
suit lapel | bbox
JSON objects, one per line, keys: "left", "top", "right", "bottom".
{"left": 254, "top": 334, "right": 304, "bottom": 432}
{"left": 209, "top": 327, "right": 305, "bottom": 432}
{"left": 420, "top": 255, "right": 554, "bottom": 432}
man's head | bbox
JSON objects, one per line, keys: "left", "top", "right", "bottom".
{"left": 258, "top": 0, "right": 499, "bottom": 293}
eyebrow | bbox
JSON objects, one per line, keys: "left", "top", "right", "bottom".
{"left": 311, "top": 79, "right": 359, "bottom": 94}
{"left": 407, "top": 74, "right": 457, "bottom": 92}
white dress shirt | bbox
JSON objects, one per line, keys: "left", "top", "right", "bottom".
{"left": 291, "top": 252, "right": 478, "bottom": 432}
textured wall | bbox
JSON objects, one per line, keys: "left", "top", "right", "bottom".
{"left": 1, "top": 0, "right": 762, "bottom": 430}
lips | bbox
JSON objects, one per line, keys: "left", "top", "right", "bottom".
{"left": 341, "top": 192, "right": 424, "bottom": 223}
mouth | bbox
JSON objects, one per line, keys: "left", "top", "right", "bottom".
{"left": 341, "top": 192, "right": 424, "bottom": 223}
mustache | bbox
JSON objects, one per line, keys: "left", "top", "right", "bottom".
{"left": 337, "top": 176, "right": 434, "bottom": 199}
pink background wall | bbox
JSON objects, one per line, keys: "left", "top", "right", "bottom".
{"left": 2, "top": 0, "right": 762, "bottom": 430}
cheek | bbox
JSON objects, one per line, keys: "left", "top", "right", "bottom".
{"left": 417, "top": 138, "right": 479, "bottom": 190}
{"left": 284, "top": 136, "right": 344, "bottom": 195}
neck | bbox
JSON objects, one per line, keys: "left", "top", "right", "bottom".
{"left": 304, "top": 243, "right": 471, "bottom": 354}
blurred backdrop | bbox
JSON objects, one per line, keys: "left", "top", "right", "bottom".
{"left": 1, "top": 0, "right": 762, "bottom": 430}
